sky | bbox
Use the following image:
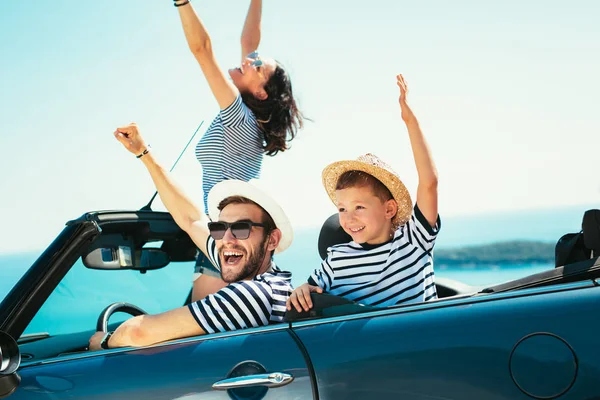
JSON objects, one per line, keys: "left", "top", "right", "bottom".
{"left": 0, "top": 0, "right": 599, "bottom": 254}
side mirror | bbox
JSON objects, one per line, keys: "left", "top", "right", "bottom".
{"left": 0, "top": 331, "right": 20, "bottom": 398}
{"left": 0, "top": 332, "right": 20, "bottom": 376}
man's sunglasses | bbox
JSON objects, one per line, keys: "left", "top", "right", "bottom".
{"left": 208, "top": 221, "right": 266, "bottom": 240}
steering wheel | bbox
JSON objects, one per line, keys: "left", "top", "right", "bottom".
{"left": 96, "top": 302, "right": 148, "bottom": 332}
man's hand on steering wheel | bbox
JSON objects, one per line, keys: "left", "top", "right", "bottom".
{"left": 88, "top": 331, "right": 107, "bottom": 351}
{"left": 88, "top": 302, "right": 148, "bottom": 351}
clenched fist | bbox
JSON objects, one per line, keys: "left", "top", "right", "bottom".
{"left": 113, "top": 123, "right": 149, "bottom": 157}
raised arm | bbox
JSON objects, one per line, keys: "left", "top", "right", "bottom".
{"left": 240, "top": 0, "right": 263, "bottom": 60}
{"left": 397, "top": 74, "right": 439, "bottom": 227}
{"left": 113, "top": 123, "right": 211, "bottom": 256}
{"left": 174, "top": 1, "right": 238, "bottom": 109}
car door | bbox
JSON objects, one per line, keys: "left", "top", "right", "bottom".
{"left": 0, "top": 214, "right": 315, "bottom": 400}
{"left": 290, "top": 281, "right": 600, "bottom": 400}
{"left": 11, "top": 325, "right": 314, "bottom": 400}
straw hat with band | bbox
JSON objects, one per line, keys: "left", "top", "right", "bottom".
{"left": 207, "top": 179, "right": 293, "bottom": 254}
{"left": 321, "top": 153, "right": 413, "bottom": 227}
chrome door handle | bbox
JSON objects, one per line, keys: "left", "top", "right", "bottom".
{"left": 212, "top": 372, "right": 294, "bottom": 390}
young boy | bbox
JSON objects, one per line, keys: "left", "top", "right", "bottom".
{"left": 286, "top": 74, "right": 440, "bottom": 312}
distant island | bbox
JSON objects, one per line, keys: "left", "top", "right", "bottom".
{"left": 434, "top": 240, "right": 555, "bottom": 266}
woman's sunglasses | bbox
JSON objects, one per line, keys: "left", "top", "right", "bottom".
{"left": 247, "top": 51, "right": 264, "bottom": 68}
{"left": 208, "top": 221, "right": 266, "bottom": 240}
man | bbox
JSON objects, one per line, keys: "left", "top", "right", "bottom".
{"left": 89, "top": 123, "right": 293, "bottom": 350}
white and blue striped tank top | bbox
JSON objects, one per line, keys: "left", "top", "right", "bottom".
{"left": 195, "top": 95, "right": 264, "bottom": 213}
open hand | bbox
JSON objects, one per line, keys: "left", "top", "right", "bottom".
{"left": 113, "top": 123, "right": 148, "bottom": 156}
{"left": 286, "top": 283, "right": 323, "bottom": 312}
{"left": 397, "top": 74, "right": 409, "bottom": 102}
{"left": 397, "top": 74, "right": 414, "bottom": 122}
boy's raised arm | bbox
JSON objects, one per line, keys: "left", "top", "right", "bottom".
{"left": 397, "top": 74, "right": 439, "bottom": 228}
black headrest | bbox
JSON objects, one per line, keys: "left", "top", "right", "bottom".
{"left": 555, "top": 233, "right": 589, "bottom": 267}
{"left": 318, "top": 213, "right": 352, "bottom": 260}
{"left": 582, "top": 209, "right": 600, "bottom": 252}
{"left": 554, "top": 208, "right": 600, "bottom": 267}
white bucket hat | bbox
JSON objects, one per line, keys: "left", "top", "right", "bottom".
{"left": 207, "top": 179, "right": 293, "bottom": 254}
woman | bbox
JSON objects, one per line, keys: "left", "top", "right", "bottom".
{"left": 173, "top": 0, "right": 304, "bottom": 301}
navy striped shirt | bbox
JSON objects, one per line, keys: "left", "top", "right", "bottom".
{"left": 309, "top": 205, "right": 440, "bottom": 307}
{"left": 188, "top": 236, "right": 293, "bottom": 334}
{"left": 196, "top": 95, "right": 264, "bottom": 213}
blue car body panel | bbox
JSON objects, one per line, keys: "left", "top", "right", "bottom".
{"left": 292, "top": 282, "right": 600, "bottom": 399}
{"left": 14, "top": 327, "right": 313, "bottom": 399}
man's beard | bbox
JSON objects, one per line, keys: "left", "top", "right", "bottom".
{"left": 220, "top": 235, "right": 269, "bottom": 283}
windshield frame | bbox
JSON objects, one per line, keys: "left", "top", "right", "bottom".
{"left": 0, "top": 210, "right": 197, "bottom": 341}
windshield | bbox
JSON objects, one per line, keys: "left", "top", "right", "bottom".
{"left": 23, "top": 258, "right": 193, "bottom": 338}
{"left": 0, "top": 252, "right": 38, "bottom": 303}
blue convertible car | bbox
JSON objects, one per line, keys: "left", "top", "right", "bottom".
{"left": 0, "top": 208, "right": 599, "bottom": 399}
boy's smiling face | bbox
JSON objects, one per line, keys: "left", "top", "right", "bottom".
{"left": 335, "top": 186, "right": 397, "bottom": 245}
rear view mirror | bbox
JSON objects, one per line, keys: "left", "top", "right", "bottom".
{"left": 85, "top": 246, "right": 135, "bottom": 270}
{"left": 83, "top": 247, "right": 170, "bottom": 271}
{"left": 82, "top": 235, "right": 170, "bottom": 271}
{"left": 139, "top": 248, "right": 170, "bottom": 270}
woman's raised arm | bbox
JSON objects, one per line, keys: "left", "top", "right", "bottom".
{"left": 240, "top": 0, "right": 262, "bottom": 61}
{"left": 175, "top": 1, "right": 238, "bottom": 109}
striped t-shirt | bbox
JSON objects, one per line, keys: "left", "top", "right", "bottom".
{"left": 196, "top": 95, "right": 264, "bottom": 213}
{"left": 187, "top": 236, "right": 293, "bottom": 334}
{"left": 309, "top": 205, "right": 440, "bottom": 307}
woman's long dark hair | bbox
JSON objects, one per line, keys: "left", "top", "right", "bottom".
{"left": 241, "top": 62, "right": 304, "bottom": 156}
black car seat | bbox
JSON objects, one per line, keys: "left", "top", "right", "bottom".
{"left": 582, "top": 209, "right": 600, "bottom": 257}
{"left": 555, "top": 209, "right": 600, "bottom": 267}
{"left": 317, "top": 213, "right": 352, "bottom": 260}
